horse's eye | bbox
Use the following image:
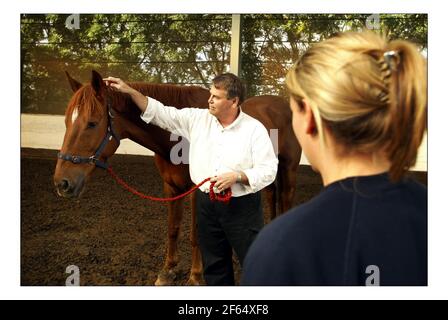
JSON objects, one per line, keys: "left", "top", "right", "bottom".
{"left": 87, "top": 122, "right": 97, "bottom": 129}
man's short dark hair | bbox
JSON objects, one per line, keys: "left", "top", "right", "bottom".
{"left": 212, "top": 73, "right": 246, "bottom": 105}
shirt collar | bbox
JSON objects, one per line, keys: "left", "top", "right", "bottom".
{"left": 214, "top": 107, "right": 244, "bottom": 130}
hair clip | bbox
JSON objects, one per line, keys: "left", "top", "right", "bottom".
{"left": 383, "top": 50, "right": 400, "bottom": 71}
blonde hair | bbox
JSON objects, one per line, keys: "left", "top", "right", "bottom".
{"left": 286, "top": 30, "right": 427, "bottom": 182}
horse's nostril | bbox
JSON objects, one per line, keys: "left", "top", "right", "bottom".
{"left": 58, "top": 179, "right": 70, "bottom": 192}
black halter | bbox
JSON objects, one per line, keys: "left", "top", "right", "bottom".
{"left": 57, "top": 96, "right": 121, "bottom": 170}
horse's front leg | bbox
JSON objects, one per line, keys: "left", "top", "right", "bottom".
{"left": 187, "top": 191, "right": 203, "bottom": 285}
{"left": 155, "top": 183, "right": 184, "bottom": 286}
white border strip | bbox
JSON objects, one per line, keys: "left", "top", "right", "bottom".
{"left": 4, "top": 1, "right": 443, "bottom": 300}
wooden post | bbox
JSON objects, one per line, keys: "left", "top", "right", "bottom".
{"left": 230, "top": 14, "right": 242, "bottom": 76}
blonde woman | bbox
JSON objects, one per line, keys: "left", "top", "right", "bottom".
{"left": 241, "top": 31, "right": 427, "bottom": 286}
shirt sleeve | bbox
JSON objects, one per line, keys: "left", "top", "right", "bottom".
{"left": 140, "top": 97, "right": 203, "bottom": 140}
{"left": 242, "top": 124, "right": 278, "bottom": 193}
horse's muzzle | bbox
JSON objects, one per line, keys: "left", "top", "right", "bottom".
{"left": 54, "top": 176, "right": 85, "bottom": 198}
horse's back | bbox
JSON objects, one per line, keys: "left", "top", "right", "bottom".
{"left": 242, "top": 95, "right": 292, "bottom": 130}
{"left": 243, "top": 95, "right": 301, "bottom": 164}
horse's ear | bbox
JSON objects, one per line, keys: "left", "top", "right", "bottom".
{"left": 91, "top": 70, "right": 106, "bottom": 95}
{"left": 65, "top": 71, "right": 82, "bottom": 92}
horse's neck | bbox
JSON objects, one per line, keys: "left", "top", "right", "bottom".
{"left": 121, "top": 117, "right": 175, "bottom": 159}
{"left": 129, "top": 83, "right": 183, "bottom": 107}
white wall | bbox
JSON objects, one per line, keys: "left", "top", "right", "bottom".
{"left": 21, "top": 114, "right": 427, "bottom": 171}
{"left": 21, "top": 114, "right": 154, "bottom": 156}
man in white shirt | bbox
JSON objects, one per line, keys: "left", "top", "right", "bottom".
{"left": 104, "top": 73, "right": 278, "bottom": 285}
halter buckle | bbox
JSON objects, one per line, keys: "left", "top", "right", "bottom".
{"left": 72, "top": 156, "right": 81, "bottom": 164}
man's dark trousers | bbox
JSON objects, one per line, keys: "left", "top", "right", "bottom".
{"left": 196, "top": 189, "right": 264, "bottom": 285}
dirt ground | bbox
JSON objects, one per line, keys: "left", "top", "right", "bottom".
{"left": 20, "top": 148, "right": 427, "bottom": 286}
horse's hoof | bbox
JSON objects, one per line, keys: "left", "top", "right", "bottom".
{"left": 154, "top": 278, "right": 167, "bottom": 286}
{"left": 186, "top": 277, "right": 203, "bottom": 286}
{"left": 154, "top": 269, "right": 176, "bottom": 286}
{"left": 186, "top": 272, "right": 204, "bottom": 286}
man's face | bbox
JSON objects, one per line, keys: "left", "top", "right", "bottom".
{"left": 208, "top": 85, "right": 236, "bottom": 119}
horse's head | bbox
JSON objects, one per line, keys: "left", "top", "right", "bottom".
{"left": 53, "top": 70, "right": 121, "bottom": 198}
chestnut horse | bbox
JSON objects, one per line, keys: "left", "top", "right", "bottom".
{"left": 53, "top": 70, "right": 301, "bottom": 285}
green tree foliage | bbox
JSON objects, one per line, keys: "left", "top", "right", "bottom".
{"left": 21, "top": 14, "right": 427, "bottom": 114}
{"left": 241, "top": 14, "right": 427, "bottom": 97}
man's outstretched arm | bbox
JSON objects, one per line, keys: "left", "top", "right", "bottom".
{"left": 103, "top": 76, "right": 148, "bottom": 113}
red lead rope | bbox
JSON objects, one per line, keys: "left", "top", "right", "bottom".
{"left": 107, "top": 167, "right": 232, "bottom": 204}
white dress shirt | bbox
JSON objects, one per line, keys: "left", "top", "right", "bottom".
{"left": 140, "top": 97, "right": 278, "bottom": 197}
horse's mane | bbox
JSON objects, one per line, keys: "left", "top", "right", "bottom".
{"left": 66, "top": 82, "right": 209, "bottom": 121}
{"left": 129, "top": 83, "right": 209, "bottom": 109}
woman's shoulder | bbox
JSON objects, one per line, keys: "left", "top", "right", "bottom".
{"left": 400, "top": 175, "right": 427, "bottom": 197}
{"left": 242, "top": 187, "right": 352, "bottom": 284}
{"left": 256, "top": 173, "right": 427, "bottom": 242}
{"left": 258, "top": 186, "right": 351, "bottom": 241}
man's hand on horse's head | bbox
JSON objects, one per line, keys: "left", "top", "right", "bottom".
{"left": 103, "top": 77, "right": 133, "bottom": 94}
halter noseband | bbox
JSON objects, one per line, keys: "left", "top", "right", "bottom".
{"left": 57, "top": 96, "right": 120, "bottom": 169}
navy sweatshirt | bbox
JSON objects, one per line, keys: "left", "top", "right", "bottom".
{"left": 241, "top": 173, "right": 427, "bottom": 286}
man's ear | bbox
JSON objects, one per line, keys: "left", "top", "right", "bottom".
{"left": 303, "top": 99, "right": 318, "bottom": 136}
{"left": 232, "top": 97, "right": 239, "bottom": 108}
{"left": 91, "top": 70, "right": 106, "bottom": 96}
{"left": 65, "top": 71, "right": 82, "bottom": 92}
